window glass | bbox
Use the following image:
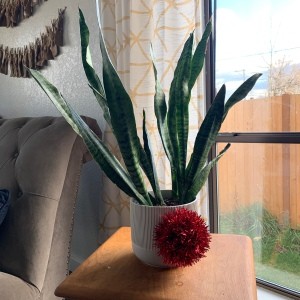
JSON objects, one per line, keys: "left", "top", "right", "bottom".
{"left": 217, "top": 142, "right": 300, "bottom": 293}
{"left": 216, "top": 0, "right": 300, "bottom": 133}
{"left": 215, "top": 1, "right": 300, "bottom": 295}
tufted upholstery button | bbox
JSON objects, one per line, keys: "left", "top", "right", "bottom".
{"left": 0, "top": 116, "right": 102, "bottom": 297}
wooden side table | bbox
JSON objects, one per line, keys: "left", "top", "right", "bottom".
{"left": 55, "top": 227, "right": 257, "bottom": 300}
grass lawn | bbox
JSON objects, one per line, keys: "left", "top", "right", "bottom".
{"left": 219, "top": 203, "right": 300, "bottom": 292}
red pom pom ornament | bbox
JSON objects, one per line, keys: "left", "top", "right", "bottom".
{"left": 154, "top": 208, "right": 211, "bottom": 267}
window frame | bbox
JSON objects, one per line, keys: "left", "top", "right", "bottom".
{"left": 205, "top": 1, "right": 300, "bottom": 298}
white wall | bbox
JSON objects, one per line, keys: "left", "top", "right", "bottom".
{"left": 0, "top": 0, "right": 104, "bottom": 266}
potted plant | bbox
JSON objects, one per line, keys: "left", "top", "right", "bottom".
{"left": 29, "top": 9, "right": 261, "bottom": 268}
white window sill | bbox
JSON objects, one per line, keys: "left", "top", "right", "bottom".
{"left": 258, "top": 287, "right": 294, "bottom": 299}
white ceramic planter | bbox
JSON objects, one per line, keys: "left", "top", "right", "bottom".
{"left": 130, "top": 191, "right": 200, "bottom": 268}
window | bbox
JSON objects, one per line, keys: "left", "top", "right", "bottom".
{"left": 211, "top": 0, "right": 300, "bottom": 297}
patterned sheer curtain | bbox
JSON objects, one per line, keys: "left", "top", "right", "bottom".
{"left": 96, "top": 0, "right": 207, "bottom": 243}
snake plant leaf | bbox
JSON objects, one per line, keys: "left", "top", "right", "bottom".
{"left": 184, "top": 84, "right": 226, "bottom": 202}
{"left": 223, "top": 73, "right": 262, "bottom": 121}
{"left": 30, "top": 9, "right": 262, "bottom": 207}
{"left": 98, "top": 19, "right": 151, "bottom": 204}
{"left": 79, "top": 9, "right": 112, "bottom": 128}
{"left": 189, "top": 20, "right": 212, "bottom": 90}
{"left": 167, "top": 32, "right": 194, "bottom": 198}
{"left": 88, "top": 83, "right": 112, "bottom": 128}
{"left": 29, "top": 69, "right": 150, "bottom": 206}
{"left": 184, "top": 143, "right": 231, "bottom": 204}
{"left": 142, "top": 110, "right": 164, "bottom": 205}
{"left": 150, "top": 46, "right": 178, "bottom": 198}
{"left": 135, "top": 134, "right": 163, "bottom": 204}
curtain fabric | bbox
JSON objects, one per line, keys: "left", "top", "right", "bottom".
{"left": 97, "top": 0, "right": 207, "bottom": 243}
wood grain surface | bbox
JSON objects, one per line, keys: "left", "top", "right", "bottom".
{"left": 55, "top": 227, "right": 257, "bottom": 300}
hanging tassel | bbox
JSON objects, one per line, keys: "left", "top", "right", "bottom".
{"left": 0, "top": 2, "right": 6, "bottom": 26}
{"left": 22, "top": 45, "right": 30, "bottom": 77}
{"left": 32, "top": 0, "right": 39, "bottom": 6}
{"left": 45, "top": 26, "right": 54, "bottom": 59}
{"left": 54, "top": 7, "right": 66, "bottom": 46}
{"left": 41, "top": 31, "right": 52, "bottom": 61}
{"left": 35, "top": 37, "right": 41, "bottom": 68}
{"left": 28, "top": 42, "right": 35, "bottom": 69}
{"left": 17, "top": 48, "right": 24, "bottom": 77}
{"left": 2, "top": 46, "right": 9, "bottom": 75}
{"left": 9, "top": 48, "right": 14, "bottom": 77}
{"left": 40, "top": 32, "right": 48, "bottom": 65}
{"left": 12, "top": 48, "right": 18, "bottom": 77}
{"left": 41, "top": 35, "right": 48, "bottom": 67}
{"left": 50, "top": 19, "right": 58, "bottom": 57}
{"left": 0, "top": 45, "right": 3, "bottom": 74}
{"left": 22, "top": 0, "right": 33, "bottom": 18}
{"left": 0, "top": 0, "right": 45, "bottom": 27}
{"left": 5, "top": 1, "right": 12, "bottom": 27}
{"left": 0, "top": 5, "right": 66, "bottom": 77}
{"left": 35, "top": 37, "right": 47, "bottom": 68}
{"left": 15, "top": 48, "right": 20, "bottom": 77}
{"left": 11, "top": 0, "right": 21, "bottom": 27}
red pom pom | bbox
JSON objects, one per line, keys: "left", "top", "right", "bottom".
{"left": 154, "top": 208, "right": 211, "bottom": 267}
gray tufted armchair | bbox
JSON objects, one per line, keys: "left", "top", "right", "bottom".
{"left": 0, "top": 116, "right": 101, "bottom": 300}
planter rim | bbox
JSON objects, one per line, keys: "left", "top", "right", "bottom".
{"left": 130, "top": 190, "right": 198, "bottom": 208}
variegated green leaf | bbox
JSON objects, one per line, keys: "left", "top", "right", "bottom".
{"left": 98, "top": 20, "right": 151, "bottom": 204}
{"left": 184, "top": 84, "right": 226, "bottom": 202}
{"left": 150, "top": 46, "right": 178, "bottom": 198}
{"left": 223, "top": 73, "right": 262, "bottom": 121}
{"left": 30, "top": 8, "right": 262, "bottom": 208}
{"left": 189, "top": 20, "right": 212, "bottom": 90}
{"left": 184, "top": 143, "right": 231, "bottom": 204}
{"left": 29, "top": 69, "right": 150, "bottom": 206}
{"left": 142, "top": 110, "right": 164, "bottom": 205}
{"left": 167, "top": 33, "right": 194, "bottom": 198}
{"left": 79, "top": 9, "right": 112, "bottom": 128}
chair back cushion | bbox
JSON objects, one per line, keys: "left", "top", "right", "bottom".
{"left": 0, "top": 117, "right": 91, "bottom": 291}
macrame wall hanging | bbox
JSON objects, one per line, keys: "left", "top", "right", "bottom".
{"left": 0, "top": 0, "right": 48, "bottom": 27}
{"left": 0, "top": 7, "right": 66, "bottom": 78}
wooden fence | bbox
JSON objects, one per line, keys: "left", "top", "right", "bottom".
{"left": 218, "top": 94, "right": 300, "bottom": 229}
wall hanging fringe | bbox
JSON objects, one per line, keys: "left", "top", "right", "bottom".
{"left": 0, "top": 0, "right": 49, "bottom": 27}
{"left": 0, "top": 7, "right": 66, "bottom": 78}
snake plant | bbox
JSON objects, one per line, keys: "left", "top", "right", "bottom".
{"left": 29, "top": 9, "right": 261, "bottom": 206}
